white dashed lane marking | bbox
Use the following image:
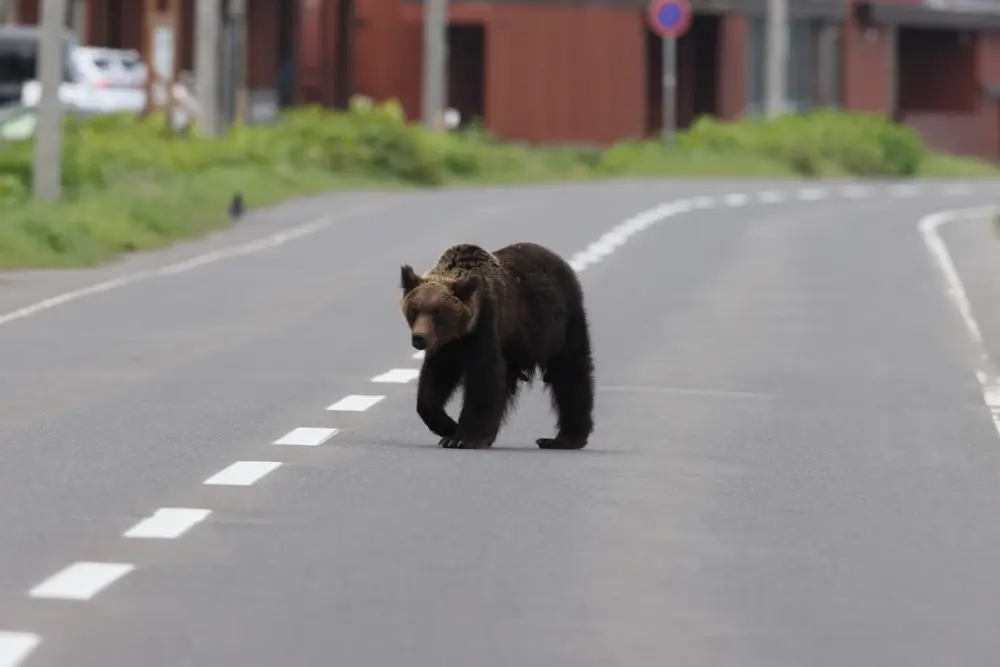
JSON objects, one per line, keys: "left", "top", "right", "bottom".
{"left": 273, "top": 427, "right": 340, "bottom": 447}
{"left": 371, "top": 368, "right": 420, "bottom": 383}
{"left": 840, "top": 185, "right": 872, "bottom": 198}
{"left": 796, "top": 188, "right": 826, "bottom": 200}
{"left": 944, "top": 184, "right": 974, "bottom": 196}
{"left": 757, "top": 190, "right": 785, "bottom": 203}
{"left": 984, "top": 387, "right": 1000, "bottom": 407}
{"left": 28, "top": 562, "right": 135, "bottom": 601}
{"left": 203, "top": 461, "right": 282, "bottom": 486}
{"left": 124, "top": 508, "right": 211, "bottom": 539}
{"left": 326, "top": 395, "right": 385, "bottom": 411}
{"left": 723, "top": 193, "right": 748, "bottom": 207}
{"left": 0, "top": 632, "right": 40, "bottom": 667}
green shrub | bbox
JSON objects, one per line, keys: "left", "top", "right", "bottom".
{"left": 0, "top": 102, "right": 943, "bottom": 196}
{"left": 675, "top": 110, "right": 926, "bottom": 177}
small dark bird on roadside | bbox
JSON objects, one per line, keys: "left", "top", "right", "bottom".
{"left": 228, "top": 192, "right": 245, "bottom": 219}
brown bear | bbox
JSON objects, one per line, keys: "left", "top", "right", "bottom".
{"left": 398, "top": 242, "right": 595, "bottom": 450}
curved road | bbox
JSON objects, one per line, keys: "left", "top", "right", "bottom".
{"left": 1, "top": 178, "right": 999, "bottom": 667}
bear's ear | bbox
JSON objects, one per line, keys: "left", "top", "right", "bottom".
{"left": 400, "top": 265, "right": 422, "bottom": 293}
{"left": 451, "top": 274, "right": 480, "bottom": 302}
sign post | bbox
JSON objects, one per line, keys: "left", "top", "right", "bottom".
{"left": 647, "top": 0, "right": 691, "bottom": 147}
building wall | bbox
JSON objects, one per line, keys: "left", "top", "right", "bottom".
{"left": 486, "top": 4, "right": 646, "bottom": 143}
{"left": 900, "top": 31, "right": 1000, "bottom": 159}
{"left": 353, "top": 0, "right": 748, "bottom": 144}
{"left": 842, "top": 3, "right": 893, "bottom": 112}
{"left": 975, "top": 32, "right": 1000, "bottom": 159}
{"left": 717, "top": 14, "right": 747, "bottom": 119}
{"left": 297, "top": 0, "right": 340, "bottom": 105}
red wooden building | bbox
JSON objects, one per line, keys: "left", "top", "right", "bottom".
{"left": 7, "top": 0, "right": 1000, "bottom": 158}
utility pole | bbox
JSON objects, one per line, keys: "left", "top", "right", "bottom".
{"left": 194, "top": 0, "right": 221, "bottom": 135}
{"left": 226, "top": 0, "right": 247, "bottom": 124}
{"left": 33, "top": 0, "right": 65, "bottom": 200}
{"left": 421, "top": 0, "right": 447, "bottom": 129}
{"left": 661, "top": 36, "right": 676, "bottom": 146}
{"left": 764, "top": 0, "right": 788, "bottom": 117}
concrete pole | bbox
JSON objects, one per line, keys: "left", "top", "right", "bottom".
{"left": 764, "top": 0, "right": 788, "bottom": 117}
{"left": 227, "top": 0, "right": 247, "bottom": 123}
{"left": 421, "top": 0, "right": 447, "bottom": 129}
{"left": 661, "top": 36, "right": 677, "bottom": 146}
{"left": 33, "top": 0, "right": 65, "bottom": 200}
{"left": 194, "top": 0, "right": 221, "bottom": 135}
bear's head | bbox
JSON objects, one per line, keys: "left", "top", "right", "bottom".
{"left": 399, "top": 264, "right": 480, "bottom": 353}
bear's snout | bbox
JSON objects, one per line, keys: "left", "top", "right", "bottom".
{"left": 410, "top": 313, "right": 436, "bottom": 350}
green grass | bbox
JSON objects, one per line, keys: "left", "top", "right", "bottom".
{"left": 918, "top": 153, "right": 1000, "bottom": 179}
{"left": 0, "top": 101, "right": 997, "bottom": 270}
{"left": 0, "top": 166, "right": 410, "bottom": 269}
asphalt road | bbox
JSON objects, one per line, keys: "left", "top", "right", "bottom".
{"left": 1, "top": 178, "right": 1000, "bottom": 667}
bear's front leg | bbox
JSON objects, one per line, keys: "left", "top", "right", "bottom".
{"left": 443, "top": 347, "right": 505, "bottom": 449}
{"left": 416, "top": 351, "right": 462, "bottom": 440}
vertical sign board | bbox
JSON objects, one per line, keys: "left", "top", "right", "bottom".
{"left": 647, "top": 0, "right": 691, "bottom": 146}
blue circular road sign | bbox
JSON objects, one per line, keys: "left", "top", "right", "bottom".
{"left": 647, "top": 0, "right": 692, "bottom": 38}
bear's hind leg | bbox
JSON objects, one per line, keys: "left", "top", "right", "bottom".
{"left": 537, "top": 311, "right": 594, "bottom": 450}
{"left": 500, "top": 362, "right": 530, "bottom": 424}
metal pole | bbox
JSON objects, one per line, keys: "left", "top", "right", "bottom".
{"left": 0, "top": 0, "right": 14, "bottom": 22}
{"left": 764, "top": 0, "right": 788, "bottom": 117}
{"left": 421, "top": 0, "right": 447, "bottom": 129}
{"left": 226, "top": 0, "right": 247, "bottom": 124}
{"left": 194, "top": 0, "right": 221, "bottom": 135}
{"left": 661, "top": 36, "right": 677, "bottom": 146}
{"left": 33, "top": 0, "right": 65, "bottom": 201}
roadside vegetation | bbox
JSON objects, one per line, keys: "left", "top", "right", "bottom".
{"left": 0, "top": 96, "right": 997, "bottom": 269}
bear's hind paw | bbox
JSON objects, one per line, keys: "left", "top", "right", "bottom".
{"left": 536, "top": 436, "right": 588, "bottom": 450}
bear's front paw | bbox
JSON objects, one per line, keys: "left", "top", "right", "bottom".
{"left": 439, "top": 435, "right": 495, "bottom": 449}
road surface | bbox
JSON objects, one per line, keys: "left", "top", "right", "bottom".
{"left": 1, "top": 178, "right": 999, "bottom": 667}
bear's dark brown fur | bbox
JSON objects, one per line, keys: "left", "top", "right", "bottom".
{"left": 398, "top": 242, "right": 594, "bottom": 450}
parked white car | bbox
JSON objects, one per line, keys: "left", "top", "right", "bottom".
{"left": 21, "top": 46, "right": 147, "bottom": 114}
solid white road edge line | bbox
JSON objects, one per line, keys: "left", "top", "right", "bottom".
{"left": 203, "top": 461, "right": 282, "bottom": 486}
{"left": 273, "top": 427, "right": 340, "bottom": 446}
{"left": 0, "top": 632, "right": 40, "bottom": 667}
{"left": 124, "top": 508, "right": 212, "bottom": 539}
{"left": 28, "top": 561, "right": 135, "bottom": 601}
{"left": 918, "top": 204, "right": 1000, "bottom": 440}
{"left": 0, "top": 201, "right": 387, "bottom": 329}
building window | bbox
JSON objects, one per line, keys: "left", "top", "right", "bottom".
{"left": 745, "top": 16, "right": 842, "bottom": 116}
